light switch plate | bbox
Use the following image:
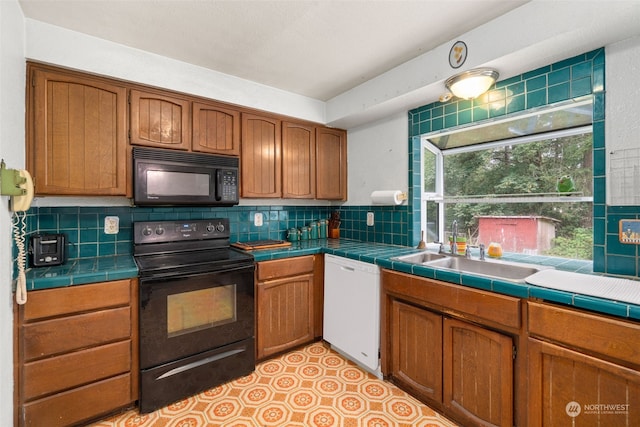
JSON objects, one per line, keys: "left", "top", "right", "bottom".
{"left": 104, "top": 216, "right": 119, "bottom": 234}
{"left": 367, "top": 212, "right": 374, "bottom": 226}
{"left": 254, "top": 212, "right": 263, "bottom": 227}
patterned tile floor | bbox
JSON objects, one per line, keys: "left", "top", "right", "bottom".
{"left": 92, "top": 341, "right": 459, "bottom": 427}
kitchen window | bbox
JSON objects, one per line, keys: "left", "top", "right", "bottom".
{"left": 421, "top": 98, "right": 594, "bottom": 260}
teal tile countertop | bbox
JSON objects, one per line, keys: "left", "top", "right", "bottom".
{"left": 23, "top": 238, "right": 640, "bottom": 321}
{"left": 251, "top": 238, "right": 640, "bottom": 321}
{"left": 25, "top": 255, "right": 138, "bottom": 291}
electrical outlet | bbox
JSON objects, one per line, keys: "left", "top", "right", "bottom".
{"left": 104, "top": 216, "right": 119, "bottom": 234}
{"left": 367, "top": 212, "right": 374, "bottom": 226}
{"left": 254, "top": 212, "right": 263, "bottom": 226}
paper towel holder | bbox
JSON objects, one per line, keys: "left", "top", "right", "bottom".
{"left": 370, "top": 190, "right": 407, "bottom": 205}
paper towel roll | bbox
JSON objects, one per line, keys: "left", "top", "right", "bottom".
{"left": 371, "top": 190, "right": 406, "bottom": 205}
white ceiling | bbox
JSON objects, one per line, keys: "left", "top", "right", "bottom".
{"left": 18, "top": 0, "right": 528, "bottom": 101}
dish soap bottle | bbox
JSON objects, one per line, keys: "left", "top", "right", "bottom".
{"left": 487, "top": 242, "right": 503, "bottom": 258}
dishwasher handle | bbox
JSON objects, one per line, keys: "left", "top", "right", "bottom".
{"left": 340, "top": 265, "right": 355, "bottom": 272}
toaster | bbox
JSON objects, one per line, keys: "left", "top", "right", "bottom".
{"left": 30, "top": 233, "right": 66, "bottom": 267}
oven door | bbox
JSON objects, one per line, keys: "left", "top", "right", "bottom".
{"left": 139, "top": 264, "right": 254, "bottom": 369}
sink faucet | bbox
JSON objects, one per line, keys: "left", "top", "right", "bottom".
{"left": 450, "top": 220, "right": 458, "bottom": 254}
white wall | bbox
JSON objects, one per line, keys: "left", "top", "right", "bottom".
{"left": 606, "top": 35, "right": 640, "bottom": 205}
{"left": 0, "top": 0, "right": 25, "bottom": 421}
{"left": 24, "top": 19, "right": 326, "bottom": 125}
{"left": 345, "top": 112, "right": 408, "bottom": 205}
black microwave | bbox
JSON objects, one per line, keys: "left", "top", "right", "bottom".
{"left": 133, "top": 147, "right": 239, "bottom": 206}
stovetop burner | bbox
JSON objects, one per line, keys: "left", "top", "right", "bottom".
{"left": 133, "top": 219, "right": 254, "bottom": 278}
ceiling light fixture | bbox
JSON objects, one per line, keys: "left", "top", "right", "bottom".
{"left": 445, "top": 68, "right": 499, "bottom": 100}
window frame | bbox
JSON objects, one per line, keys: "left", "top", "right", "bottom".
{"left": 420, "top": 104, "right": 594, "bottom": 249}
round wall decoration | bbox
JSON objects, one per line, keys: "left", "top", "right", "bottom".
{"left": 449, "top": 41, "right": 467, "bottom": 69}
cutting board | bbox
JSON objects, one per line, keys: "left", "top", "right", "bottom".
{"left": 231, "top": 240, "right": 292, "bottom": 250}
{"left": 525, "top": 269, "right": 640, "bottom": 305}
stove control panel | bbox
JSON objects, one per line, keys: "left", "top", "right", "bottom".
{"left": 134, "top": 219, "right": 230, "bottom": 244}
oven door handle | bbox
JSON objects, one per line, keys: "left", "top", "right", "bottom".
{"left": 139, "top": 263, "right": 254, "bottom": 282}
{"left": 156, "top": 346, "right": 247, "bottom": 380}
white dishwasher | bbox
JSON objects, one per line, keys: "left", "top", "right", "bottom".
{"left": 323, "top": 254, "right": 381, "bottom": 377}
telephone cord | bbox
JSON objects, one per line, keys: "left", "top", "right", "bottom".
{"left": 12, "top": 211, "right": 27, "bottom": 305}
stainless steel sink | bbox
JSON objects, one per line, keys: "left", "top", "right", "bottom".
{"left": 391, "top": 251, "right": 449, "bottom": 264}
{"left": 425, "top": 256, "right": 550, "bottom": 282}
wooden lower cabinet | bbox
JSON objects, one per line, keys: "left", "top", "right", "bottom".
{"left": 256, "top": 255, "right": 319, "bottom": 359}
{"left": 15, "top": 279, "right": 138, "bottom": 427}
{"left": 527, "top": 301, "right": 640, "bottom": 426}
{"left": 388, "top": 300, "right": 513, "bottom": 427}
{"left": 528, "top": 338, "right": 640, "bottom": 425}
{"left": 443, "top": 317, "right": 513, "bottom": 427}
{"left": 382, "top": 269, "right": 516, "bottom": 427}
{"left": 391, "top": 300, "right": 442, "bottom": 403}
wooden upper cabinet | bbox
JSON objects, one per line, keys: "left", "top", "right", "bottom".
{"left": 192, "top": 102, "right": 240, "bottom": 155}
{"left": 282, "top": 121, "right": 315, "bottom": 199}
{"left": 29, "top": 67, "right": 127, "bottom": 195}
{"left": 241, "top": 113, "right": 282, "bottom": 198}
{"left": 316, "top": 127, "right": 347, "bottom": 200}
{"left": 129, "top": 89, "right": 190, "bottom": 150}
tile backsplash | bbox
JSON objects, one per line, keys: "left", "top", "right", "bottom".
{"left": 18, "top": 204, "right": 410, "bottom": 261}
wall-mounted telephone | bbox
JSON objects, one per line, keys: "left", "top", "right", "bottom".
{"left": 1, "top": 160, "right": 35, "bottom": 305}
{"left": 1, "top": 160, "right": 34, "bottom": 211}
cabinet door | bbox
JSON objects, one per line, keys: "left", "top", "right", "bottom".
{"left": 256, "top": 273, "right": 314, "bottom": 359}
{"left": 528, "top": 338, "right": 640, "bottom": 426}
{"left": 316, "top": 127, "right": 347, "bottom": 200}
{"left": 443, "top": 317, "right": 513, "bottom": 427}
{"left": 130, "top": 89, "right": 190, "bottom": 150}
{"left": 391, "top": 300, "right": 443, "bottom": 404}
{"left": 192, "top": 102, "right": 240, "bottom": 155}
{"left": 241, "top": 114, "right": 282, "bottom": 197}
{"left": 30, "top": 68, "right": 127, "bottom": 195}
{"left": 282, "top": 121, "right": 315, "bottom": 198}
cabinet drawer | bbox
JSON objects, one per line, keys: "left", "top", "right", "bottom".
{"left": 23, "top": 340, "right": 131, "bottom": 401}
{"left": 23, "top": 280, "right": 131, "bottom": 321}
{"left": 22, "top": 373, "right": 132, "bottom": 427}
{"left": 257, "top": 255, "right": 314, "bottom": 281}
{"left": 528, "top": 301, "right": 640, "bottom": 368}
{"left": 383, "top": 270, "right": 521, "bottom": 329}
{"left": 23, "top": 307, "right": 131, "bottom": 361}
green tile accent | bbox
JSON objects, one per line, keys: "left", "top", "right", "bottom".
{"left": 548, "top": 82, "right": 570, "bottom": 103}
{"left": 526, "top": 75, "right": 547, "bottom": 92}
{"left": 529, "top": 287, "right": 575, "bottom": 305}
{"left": 458, "top": 108, "right": 472, "bottom": 125}
{"left": 444, "top": 113, "right": 457, "bottom": 128}
{"left": 573, "top": 295, "right": 629, "bottom": 318}
{"left": 548, "top": 67, "right": 571, "bottom": 85}
{"left": 472, "top": 106, "right": 488, "bottom": 121}
{"left": 506, "top": 94, "right": 526, "bottom": 114}
{"left": 444, "top": 103, "right": 457, "bottom": 115}
{"left": 571, "top": 76, "right": 592, "bottom": 98}
{"left": 492, "top": 280, "right": 530, "bottom": 298}
{"left": 526, "top": 88, "right": 547, "bottom": 108}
